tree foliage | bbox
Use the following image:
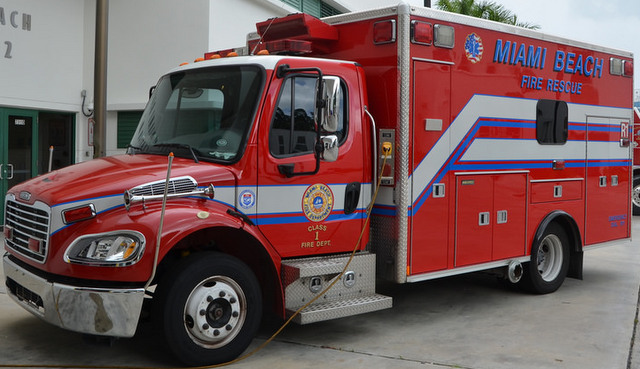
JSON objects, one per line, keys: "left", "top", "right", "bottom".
{"left": 436, "top": 0, "right": 540, "bottom": 30}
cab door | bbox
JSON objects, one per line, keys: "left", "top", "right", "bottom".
{"left": 1, "top": 108, "right": 38, "bottom": 224}
{"left": 255, "top": 65, "right": 368, "bottom": 258}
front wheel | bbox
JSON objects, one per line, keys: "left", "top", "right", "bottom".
{"left": 633, "top": 176, "right": 640, "bottom": 216}
{"left": 520, "top": 223, "right": 570, "bottom": 294}
{"left": 154, "top": 252, "right": 262, "bottom": 366}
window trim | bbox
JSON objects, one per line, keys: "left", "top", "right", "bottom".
{"left": 535, "top": 99, "right": 568, "bottom": 145}
{"left": 268, "top": 73, "right": 349, "bottom": 158}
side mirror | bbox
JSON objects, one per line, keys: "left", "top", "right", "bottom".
{"left": 321, "top": 135, "right": 339, "bottom": 162}
{"left": 321, "top": 76, "right": 341, "bottom": 133}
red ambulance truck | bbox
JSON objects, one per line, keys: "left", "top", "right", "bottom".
{"left": 3, "top": 3, "right": 634, "bottom": 366}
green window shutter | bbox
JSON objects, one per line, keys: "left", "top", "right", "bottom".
{"left": 321, "top": 3, "right": 340, "bottom": 17}
{"left": 117, "top": 111, "right": 143, "bottom": 149}
{"left": 280, "top": 0, "right": 342, "bottom": 17}
{"left": 302, "top": 0, "right": 321, "bottom": 17}
{"left": 282, "top": 0, "right": 301, "bottom": 10}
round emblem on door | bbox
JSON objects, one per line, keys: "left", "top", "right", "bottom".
{"left": 302, "top": 183, "right": 334, "bottom": 222}
{"left": 238, "top": 189, "right": 256, "bottom": 209}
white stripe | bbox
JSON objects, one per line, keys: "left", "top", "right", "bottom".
{"left": 410, "top": 95, "right": 632, "bottom": 206}
{"left": 461, "top": 139, "right": 586, "bottom": 161}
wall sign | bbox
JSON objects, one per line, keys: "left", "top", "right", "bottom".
{"left": 1, "top": 7, "right": 32, "bottom": 59}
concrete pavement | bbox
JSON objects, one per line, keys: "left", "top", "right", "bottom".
{"left": 0, "top": 218, "right": 639, "bottom": 369}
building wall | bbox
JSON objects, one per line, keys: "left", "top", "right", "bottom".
{"left": 0, "top": 0, "right": 87, "bottom": 111}
{"left": 105, "top": 0, "right": 210, "bottom": 156}
{"left": 0, "top": 0, "right": 430, "bottom": 161}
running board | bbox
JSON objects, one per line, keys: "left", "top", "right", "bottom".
{"left": 281, "top": 252, "right": 392, "bottom": 324}
{"left": 287, "top": 294, "right": 392, "bottom": 324}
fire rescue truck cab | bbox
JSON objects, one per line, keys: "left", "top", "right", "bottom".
{"left": 3, "top": 3, "right": 633, "bottom": 366}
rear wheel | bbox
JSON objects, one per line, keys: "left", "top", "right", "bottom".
{"left": 154, "top": 252, "right": 261, "bottom": 366}
{"left": 521, "top": 223, "right": 570, "bottom": 294}
{"left": 633, "top": 176, "right": 640, "bottom": 216}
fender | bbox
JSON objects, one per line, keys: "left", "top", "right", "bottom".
{"left": 141, "top": 199, "right": 286, "bottom": 316}
{"left": 533, "top": 210, "right": 583, "bottom": 280}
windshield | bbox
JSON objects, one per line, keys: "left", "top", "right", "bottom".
{"left": 129, "top": 65, "right": 265, "bottom": 163}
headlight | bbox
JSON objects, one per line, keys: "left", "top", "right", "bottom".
{"left": 64, "top": 231, "right": 146, "bottom": 267}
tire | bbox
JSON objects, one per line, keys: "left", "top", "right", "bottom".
{"left": 633, "top": 176, "right": 640, "bottom": 216}
{"left": 154, "top": 252, "right": 262, "bottom": 366}
{"left": 520, "top": 223, "right": 570, "bottom": 294}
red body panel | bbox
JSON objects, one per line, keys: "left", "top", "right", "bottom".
{"left": 312, "top": 10, "right": 632, "bottom": 277}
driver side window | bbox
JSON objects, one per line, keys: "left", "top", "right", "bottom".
{"left": 270, "top": 75, "right": 347, "bottom": 157}
{"left": 270, "top": 76, "right": 316, "bottom": 157}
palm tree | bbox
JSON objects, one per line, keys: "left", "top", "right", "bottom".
{"left": 436, "top": 0, "right": 540, "bottom": 30}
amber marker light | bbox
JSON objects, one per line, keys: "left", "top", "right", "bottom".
{"left": 62, "top": 204, "right": 96, "bottom": 224}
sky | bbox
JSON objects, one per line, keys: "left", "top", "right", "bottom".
{"left": 403, "top": 0, "right": 639, "bottom": 92}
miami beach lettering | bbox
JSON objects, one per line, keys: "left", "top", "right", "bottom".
{"left": 492, "top": 39, "right": 604, "bottom": 96}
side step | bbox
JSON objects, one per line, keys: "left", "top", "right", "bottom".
{"left": 281, "top": 252, "right": 392, "bottom": 324}
{"left": 286, "top": 294, "right": 392, "bottom": 325}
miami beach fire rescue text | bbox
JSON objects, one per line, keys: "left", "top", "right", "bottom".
{"left": 2, "top": 3, "right": 634, "bottom": 366}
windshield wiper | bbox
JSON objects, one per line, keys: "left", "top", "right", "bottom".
{"left": 152, "top": 143, "right": 200, "bottom": 163}
{"left": 126, "top": 144, "right": 143, "bottom": 155}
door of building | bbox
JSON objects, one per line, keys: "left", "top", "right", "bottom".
{"left": 1, "top": 108, "right": 38, "bottom": 224}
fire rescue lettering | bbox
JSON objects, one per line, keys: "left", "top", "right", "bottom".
{"left": 492, "top": 39, "right": 605, "bottom": 96}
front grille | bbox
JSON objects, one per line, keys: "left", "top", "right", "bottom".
{"left": 129, "top": 176, "right": 198, "bottom": 196}
{"left": 4, "top": 199, "right": 50, "bottom": 263}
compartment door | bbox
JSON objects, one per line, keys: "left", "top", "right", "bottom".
{"left": 584, "top": 116, "right": 631, "bottom": 244}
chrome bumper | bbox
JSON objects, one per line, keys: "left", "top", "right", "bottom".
{"left": 2, "top": 254, "right": 145, "bottom": 337}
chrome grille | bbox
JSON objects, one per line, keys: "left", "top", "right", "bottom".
{"left": 129, "top": 176, "right": 198, "bottom": 196}
{"left": 4, "top": 199, "right": 51, "bottom": 263}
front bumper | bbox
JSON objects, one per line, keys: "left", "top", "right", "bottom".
{"left": 3, "top": 254, "right": 145, "bottom": 337}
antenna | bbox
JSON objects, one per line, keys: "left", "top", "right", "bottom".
{"left": 251, "top": 17, "right": 277, "bottom": 55}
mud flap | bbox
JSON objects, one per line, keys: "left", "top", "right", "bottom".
{"left": 568, "top": 249, "right": 583, "bottom": 280}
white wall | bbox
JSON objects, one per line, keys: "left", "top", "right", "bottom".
{"left": 209, "top": 0, "right": 295, "bottom": 52}
{"left": 0, "top": 0, "right": 96, "bottom": 163}
{"left": 0, "top": 0, "right": 87, "bottom": 111}
{"left": 0, "top": 0, "right": 434, "bottom": 160}
{"left": 105, "top": 0, "right": 210, "bottom": 155}
{"left": 107, "top": 0, "right": 210, "bottom": 110}
{"left": 342, "top": 0, "right": 424, "bottom": 10}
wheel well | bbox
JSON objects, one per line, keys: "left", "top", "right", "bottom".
{"left": 154, "top": 226, "right": 283, "bottom": 317}
{"left": 536, "top": 212, "right": 583, "bottom": 280}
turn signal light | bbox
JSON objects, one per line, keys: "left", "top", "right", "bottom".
{"left": 3, "top": 225, "right": 13, "bottom": 240}
{"left": 373, "top": 20, "right": 396, "bottom": 44}
{"left": 411, "top": 20, "right": 433, "bottom": 45}
{"left": 623, "top": 60, "right": 633, "bottom": 77}
{"left": 28, "top": 237, "right": 42, "bottom": 253}
{"left": 62, "top": 204, "right": 96, "bottom": 224}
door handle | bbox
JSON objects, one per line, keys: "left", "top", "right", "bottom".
{"left": 7, "top": 164, "right": 13, "bottom": 180}
{"left": 344, "top": 182, "right": 361, "bottom": 215}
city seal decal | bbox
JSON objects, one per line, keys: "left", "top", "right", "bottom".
{"left": 238, "top": 189, "right": 256, "bottom": 209}
{"left": 464, "top": 32, "right": 483, "bottom": 63}
{"left": 302, "top": 183, "right": 334, "bottom": 222}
